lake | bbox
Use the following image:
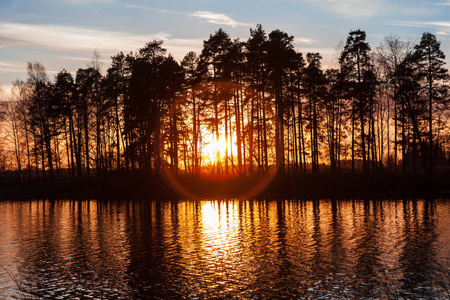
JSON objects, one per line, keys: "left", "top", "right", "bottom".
{"left": 0, "top": 198, "right": 449, "bottom": 299}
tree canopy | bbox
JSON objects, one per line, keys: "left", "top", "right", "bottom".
{"left": 0, "top": 27, "right": 449, "bottom": 184}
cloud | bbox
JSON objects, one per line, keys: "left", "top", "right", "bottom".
{"left": 0, "top": 61, "right": 25, "bottom": 74}
{"left": 295, "top": 38, "right": 317, "bottom": 45}
{"left": 126, "top": 5, "right": 252, "bottom": 29}
{"left": 422, "top": 21, "right": 450, "bottom": 28}
{"left": 126, "top": 5, "right": 253, "bottom": 29}
{"left": 0, "top": 61, "right": 25, "bottom": 94}
{"left": 388, "top": 21, "right": 450, "bottom": 35}
{"left": 190, "top": 11, "right": 253, "bottom": 28}
{"left": 434, "top": 1, "right": 450, "bottom": 5}
{"left": 0, "top": 22, "right": 200, "bottom": 57}
{"left": 125, "top": 4, "right": 182, "bottom": 15}
{"left": 164, "top": 38, "right": 204, "bottom": 58}
{"left": 67, "top": 0, "right": 113, "bottom": 4}
{"left": 305, "top": 0, "right": 388, "bottom": 17}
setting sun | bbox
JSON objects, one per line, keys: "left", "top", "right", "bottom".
{"left": 202, "top": 134, "right": 229, "bottom": 164}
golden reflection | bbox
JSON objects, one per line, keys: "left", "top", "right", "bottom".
{"left": 0, "top": 200, "right": 131, "bottom": 293}
{"left": 200, "top": 201, "right": 239, "bottom": 253}
{"left": 0, "top": 199, "right": 448, "bottom": 298}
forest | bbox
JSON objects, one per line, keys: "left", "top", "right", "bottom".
{"left": 0, "top": 25, "right": 449, "bottom": 197}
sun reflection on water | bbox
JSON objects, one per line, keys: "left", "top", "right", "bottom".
{"left": 0, "top": 199, "right": 449, "bottom": 298}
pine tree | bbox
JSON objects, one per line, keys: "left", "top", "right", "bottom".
{"left": 411, "top": 32, "right": 449, "bottom": 175}
{"left": 339, "top": 30, "right": 373, "bottom": 172}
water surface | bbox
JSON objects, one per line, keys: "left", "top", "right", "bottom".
{"left": 0, "top": 199, "right": 449, "bottom": 299}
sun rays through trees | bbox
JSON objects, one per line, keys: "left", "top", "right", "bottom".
{"left": 0, "top": 27, "right": 449, "bottom": 193}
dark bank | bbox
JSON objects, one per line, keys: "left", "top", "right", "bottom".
{"left": 1, "top": 170, "right": 450, "bottom": 200}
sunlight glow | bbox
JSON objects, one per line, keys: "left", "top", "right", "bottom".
{"left": 200, "top": 201, "right": 239, "bottom": 253}
{"left": 159, "top": 82, "right": 278, "bottom": 199}
{"left": 202, "top": 133, "right": 229, "bottom": 164}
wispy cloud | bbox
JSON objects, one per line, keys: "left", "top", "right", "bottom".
{"left": 126, "top": 5, "right": 253, "bottom": 29}
{"left": 0, "top": 61, "right": 24, "bottom": 74}
{"left": 0, "top": 61, "right": 24, "bottom": 93}
{"left": 295, "top": 37, "right": 317, "bottom": 45}
{"left": 305, "top": 0, "right": 388, "bottom": 17}
{"left": 297, "top": 46, "right": 336, "bottom": 59}
{"left": 190, "top": 11, "right": 252, "bottom": 28}
{"left": 67, "top": 0, "right": 113, "bottom": 4}
{"left": 164, "top": 38, "right": 204, "bottom": 57}
{"left": 0, "top": 22, "right": 186, "bottom": 55}
{"left": 421, "top": 21, "right": 450, "bottom": 28}
{"left": 434, "top": 1, "right": 450, "bottom": 5}
{"left": 388, "top": 21, "right": 450, "bottom": 35}
{"left": 125, "top": 4, "right": 183, "bottom": 15}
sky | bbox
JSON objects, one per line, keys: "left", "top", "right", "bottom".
{"left": 1, "top": 0, "right": 450, "bottom": 95}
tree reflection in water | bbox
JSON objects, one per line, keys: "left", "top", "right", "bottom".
{"left": 0, "top": 199, "right": 448, "bottom": 299}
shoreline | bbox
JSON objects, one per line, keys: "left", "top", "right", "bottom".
{"left": 1, "top": 171, "right": 449, "bottom": 201}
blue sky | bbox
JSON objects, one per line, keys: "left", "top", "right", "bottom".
{"left": 1, "top": 0, "right": 450, "bottom": 94}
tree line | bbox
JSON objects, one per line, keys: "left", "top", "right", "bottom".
{"left": 0, "top": 25, "right": 449, "bottom": 183}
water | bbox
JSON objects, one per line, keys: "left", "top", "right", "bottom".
{"left": 0, "top": 199, "right": 449, "bottom": 299}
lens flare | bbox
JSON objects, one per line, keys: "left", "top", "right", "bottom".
{"left": 160, "top": 81, "right": 278, "bottom": 199}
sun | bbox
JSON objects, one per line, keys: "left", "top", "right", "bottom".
{"left": 202, "top": 134, "right": 228, "bottom": 164}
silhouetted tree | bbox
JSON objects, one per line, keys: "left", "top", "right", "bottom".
{"left": 105, "top": 52, "right": 130, "bottom": 173}
{"left": 54, "top": 70, "right": 77, "bottom": 179}
{"left": 1, "top": 27, "right": 449, "bottom": 183}
{"left": 303, "top": 53, "right": 327, "bottom": 173}
{"left": 339, "top": 30, "right": 374, "bottom": 173}
{"left": 27, "top": 62, "right": 56, "bottom": 182}
{"left": 376, "top": 35, "right": 411, "bottom": 172}
{"left": 411, "top": 32, "right": 449, "bottom": 176}
{"left": 246, "top": 24, "right": 270, "bottom": 172}
{"left": 266, "top": 29, "right": 296, "bottom": 172}
{"left": 181, "top": 51, "right": 202, "bottom": 174}
{"left": 76, "top": 67, "right": 102, "bottom": 179}
{"left": 199, "top": 28, "right": 232, "bottom": 174}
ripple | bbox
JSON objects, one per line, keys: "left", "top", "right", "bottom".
{"left": 0, "top": 199, "right": 449, "bottom": 298}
